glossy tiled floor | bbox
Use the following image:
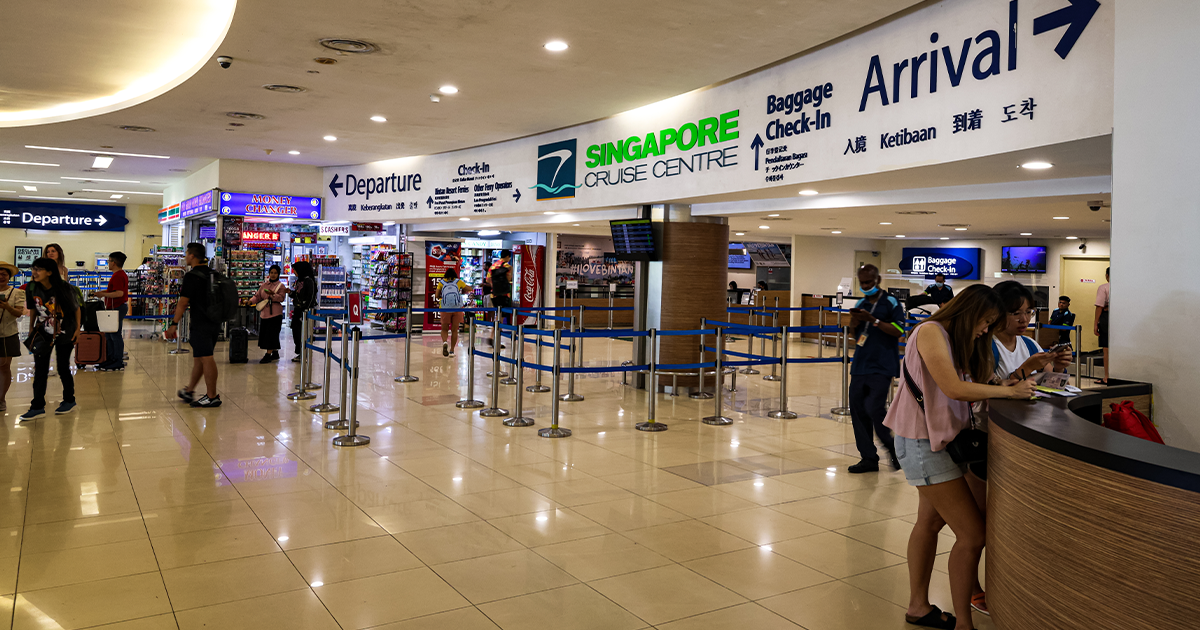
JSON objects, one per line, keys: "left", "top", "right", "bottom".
{"left": 0, "top": 325, "right": 997, "bottom": 629}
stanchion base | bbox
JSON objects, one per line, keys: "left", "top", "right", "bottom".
{"left": 324, "top": 419, "right": 356, "bottom": 430}
{"left": 394, "top": 376, "right": 420, "bottom": 383}
{"left": 455, "top": 399, "right": 486, "bottom": 408}
{"left": 738, "top": 368, "right": 760, "bottom": 375}
{"left": 689, "top": 392, "right": 714, "bottom": 400}
{"left": 332, "top": 434, "right": 371, "bottom": 447}
{"left": 830, "top": 406, "right": 851, "bottom": 416}
{"left": 287, "top": 391, "right": 316, "bottom": 401}
{"left": 486, "top": 371, "right": 510, "bottom": 378}
{"left": 480, "top": 408, "right": 510, "bottom": 418}
{"left": 635, "top": 421, "right": 669, "bottom": 432}
{"left": 558, "top": 394, "right": 585, "bottom": 402}
{"left": 762, "top": 374, "right": 782, "bottom": 382}
{"left": 767, "top": 410, "right": 799, "bottom": 419}
{"left": 538, "top": 427, "right": 572, "bottom": 438}
{"left": 309, "top": 403, "right": 340, "bottom": 413}
{"left": 526, "top": 385, "right": 551, "bottom": 393}
{"left": 502, "top": 417, "right": 535, "bottom": 427}
{"left": 702, "top": 415, "right": 734, "bottom": 426}
{"left": 499, "top": 377, "right": 518, "bottom": 385}
{"left": 168, "top": 349, "right": 190, "bottom": 355}
{"left": 305, "top": 383, "right": 322, "bottom": 390}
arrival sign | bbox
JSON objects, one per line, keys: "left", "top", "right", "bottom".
{"left": 0, "top": 200, "right": 129, "bottom": 232}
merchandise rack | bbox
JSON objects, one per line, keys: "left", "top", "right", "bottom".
{"left": 369, "top": 251, "right": 413, "bottom": 331}
{"left": 226, "top": 249, "right": 267, "bottom": 333}
{"left": 318, "top": 264, "right": 347, "bottom": 311}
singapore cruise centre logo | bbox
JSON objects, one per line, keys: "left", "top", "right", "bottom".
{"left": 532, "top": 139, "right": 580, "bottom": 200}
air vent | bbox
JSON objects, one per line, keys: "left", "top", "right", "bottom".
{"left": 118, "top": 125, "right": 156, "bottom": 132}
{"left": 313, "top": 57, "right": 338, "bottom": 65}
{"left": 762, "top": 217, "right": 792, "bottom": 221}
{"left": 820, "top": 227, "right": 844, "bottom": 231}
{"left": 938, "top": 223, "right": 971, "bottom": 228}
{"left": 318, "top": 38, "right": 378, "bottom": 54}
{"left": 169, "top": 169, "right": 190, "bottom": 173}
{"left": 896, "top": 210, "right": 936, "bottom": 215}
{"left": 80, "top": 168, "right": 103, "bottom": 173}
{"left": 226, "top": 112, "right": 266, "bottom": 120}
{"left": 986, "top": 233, "right": 1009, "bottom": 237}
{"left": 263, "top": 84, "right": 307, "bottom": 93}
{"left": 228, "top": 122, "right": 245, "bottom": 127}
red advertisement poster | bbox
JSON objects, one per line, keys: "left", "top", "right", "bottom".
{"left": 423, "top": 242, "right": 461, "bottom": 330}
{"left": 516, "top": 244, "right": 544, "bottom": 325}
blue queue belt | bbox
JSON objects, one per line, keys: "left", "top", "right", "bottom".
{"left": 701, "top": 346, "right": 776, "bottom": 365}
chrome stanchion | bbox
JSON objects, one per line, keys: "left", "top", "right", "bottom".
{"left": 310, "top": 315, "right": 339, "bottom": 413}
{"left": 559, "top": 306, "right": 585, "bottom": 402}
{"left": 303, "top": 314, "right": 320, "bottom": 390}
{"left": 394, "top": 302, "right": 419, "bottom": 382}
{"left": 333, "top": 326, "right": 370, "bottom": 447}
{"left": 168, "top": 311, "right": 190, "bottom": 355}
{"left": 288, "top": 316, "right": 316, "bottom": 401}
{"left": 1074, "top": 324, "right": 1083, "bottom": 388}
{"left": 817, "top": 306, "right": 824, "bottom": 359}
{"left": 738, "top": 315, "right": 760, "bottom": 375}
{"left": 637, "top": 329, "right": 667, "bottom": 431}
{"left": 527, "top": 312, "right": 551, "bottom": 393}
{"left": 768, "top": 326, "right": 798, "bottom": 419}
{"left": 830, "top": 324, "right": 851, "bottom": 417}
{"left": 480, "top": 320, "right": 510, "bottom": 418}
{"left": 538, "top": 329, "right": 572, "bottom": 438}
{"left": 702, "top": 332, "right": 734, "bottom": 426}
{"left": 503, "top": 324, "right": 535, "bottom": 427}
{"left": 500, "top": 311, "right": 519, "bottom": 385}
{"left": 325, "top": 321, "right": 352, "bottom": 430}
{"left": 690, "top": 317, "right": 713, "bottom": 400}
{"left": 764, "top": 302, "right": 781, "bottom": 381}
{"left": 486, "top": 307, "right": 509, "bottom": 378}
{"left": 456, "top": 315, "right": 485, "bottom": 408}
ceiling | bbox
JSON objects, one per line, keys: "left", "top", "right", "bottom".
{"left": 0, "top": 0, "right": 925, "bottom": 206}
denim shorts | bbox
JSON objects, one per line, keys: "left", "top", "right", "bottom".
{"left": 895, "top": 436, "right": 966, "bottom": 487}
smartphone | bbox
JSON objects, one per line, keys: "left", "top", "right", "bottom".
{"left": 1047, "top": 342, "right": 1072, "bottom": 353}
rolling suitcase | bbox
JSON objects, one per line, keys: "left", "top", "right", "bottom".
{"left": 227, "top": 327, "right": 249, "bottom": 364}
{"left": 80, "top": 299, "right": 104, "bottom": 332}
{"left": 75, "top": 332, "right": 106, "bottom": 366}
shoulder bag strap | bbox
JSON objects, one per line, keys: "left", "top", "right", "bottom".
{"left": 901, "top": 360, "right": 925, "bottom": 413}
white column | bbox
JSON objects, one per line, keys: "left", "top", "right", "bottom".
{"left": 544, "top": 232, "right": 557, "bottom": 310}
{"left": 1112, "top": 0, "right": 1200, "bottom": 450}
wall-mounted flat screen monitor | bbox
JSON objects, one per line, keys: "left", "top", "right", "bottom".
{"left": 610, "top": 219, "right": 657, "bottom": 261}
{"left": 1001, "top": 246, "right": 1047, "bottom": 273}
{"left": 728, "top": 243, "right": 751, "bottom": 269}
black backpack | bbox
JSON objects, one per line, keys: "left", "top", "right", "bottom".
{"left": 192, "top": 268, "right": 239, "bottom": 323}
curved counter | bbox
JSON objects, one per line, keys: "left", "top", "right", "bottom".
{"left": 987, "top": 383, "right": 1200, "bottom": 630}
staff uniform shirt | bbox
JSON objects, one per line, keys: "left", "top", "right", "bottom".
{"left": 924, "top": 284, "right": 954, "bottom": 304}
{"left": 1095, "top": 282, "right": 1111, "bottom": 310}
{"left": 1049, "top": 308, "right": 1076, "bottom": 343}
{"left": 104, "top": 269, "right": 129, "bottom": 309}
{"left": 850, "top": 294, "right": 906, "bottom": 377}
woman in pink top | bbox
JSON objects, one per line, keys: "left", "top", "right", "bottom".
{"left": 249, "top": 265, "right": 286, "bottom": 363}
{"left": 884, "top": 285, "right": 1035, "bottom": 630}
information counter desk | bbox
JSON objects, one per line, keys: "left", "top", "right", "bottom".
{"left": 987, "top": 383, "right": 1200, "bottom": 630}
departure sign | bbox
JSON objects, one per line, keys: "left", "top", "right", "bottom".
{"left": 0, "top": 199, "right": 129, "bottom": 232}
{"left": 610, "top": 219, "right": 657, "bottom": 261}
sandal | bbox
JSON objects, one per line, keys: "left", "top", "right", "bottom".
{"left": 971, "top": 592, "right": 989, "bottom": 615}
{"left": 905, "top": 605, "right": 956, "bottom": 629}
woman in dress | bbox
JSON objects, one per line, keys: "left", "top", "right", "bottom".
{"left": 0, "top": 261, "right": 27, "bottom": 414}
{"left": 250, "top": 265, "right": 286, "bottom": 363}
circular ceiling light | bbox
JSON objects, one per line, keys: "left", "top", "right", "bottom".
{"left": 758, "top": 225, "right": 769, "bottom": 229}
{"left": 323, "top": 135, "right": 337, "bottom": 141}
{"left": 318, "top": 38, "right": 378, "bottom": 54}
{"left": 735, "top": 232, "right": 745, "bottom": 236}
{"left": 439, "top": 85, "right": 459, "bottom": 95}
{"left": 1020, "top": 232, "right": 1032, "bottom": 236}
{"left": 288, "top": 150, "right": 300, "bottom": 155}
{"left": 896, "top": 235, "right": 906, "bottom": 238}
{"left": 1053, "top": 216, "right": 1069, "bottom": 220}
{"left": 118, "top": 125, "right": 156, "bottom": 132}
{"left": 263, "top": 84, "right": 306, "bottom": 93}
{"left": 544, "top": 40, "right": 569, "bottom": 52}
{"left": 798, "top": 189, "right": 819, "bottom": 196}
{"left": 831, "top": 231, "right": 842, "bottom": 234}
{"left": 1065, "top": 236, "right": 1078, "bottom": 240}
{"left": 543, "top": 211, "right": 555, "bottom": 215}
{"left": 879, "top": 222, "right": 892, "bottom": 225}
{"left": 458, "top": 217, "right": 470, "bottom": 221}
{"left": 1021, "top": 161, "right": 1053, "bottom": 169}
{"left": 572, "top": 223, "right": 580, "bottom": 226}
{"left": 227, "top": 112, "right": 265, "bottom": 120}
{"left": 370, "top": 115, "right": 387, "bottom": 123}
{"left": 940, "top": 237, "right": 950, "bottom": 240}
{"left": 955, "top": 227, "right": 968, "bottom": 231}
{"left": 768, "top": 214, "right": 780, "bottom": 217}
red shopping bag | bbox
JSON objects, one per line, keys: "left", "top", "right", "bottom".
{"left": 1102, "top": 401, "right": 1165, "bottom": 444}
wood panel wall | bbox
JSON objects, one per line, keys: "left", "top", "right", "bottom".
{"left": 988, "top": 424, "right": 1200, "bottom": 630}
{"left": 659, "top": 222, "right": 728, "bottom": 387}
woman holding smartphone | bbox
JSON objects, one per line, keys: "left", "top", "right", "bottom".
{"left": 991, "top": 280, "right": 1072, "bottom": 381}
{"left": 885, "top": 284, "right": 1036, "bottom": 630}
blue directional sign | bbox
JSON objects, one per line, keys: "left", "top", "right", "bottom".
{"left": 0, "top": 200, "right": 129, "bottom": 232}
{"left": 900, "top": 247, "right": 982, "bottom": 280}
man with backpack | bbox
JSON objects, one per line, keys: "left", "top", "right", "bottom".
{"left": 438, "top": 268, "right": 469, "bottom": 357}
{"left": 166, "top": 243, "right": 232, "bottom": 407}
{"left": 487, "top": 251, "right": 512, "bottom": 348}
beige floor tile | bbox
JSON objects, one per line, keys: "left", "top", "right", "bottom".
{"left": 126, "top": 465, "right": 243, "bottom": 510}
{"left": 175, "top": 589, "right": 340, "bottom": 630}
{"left": 141, "top": 499, "right": 260, "bottom": 537}
{"left": 86, "top": 613, "right": 181, "bottom": 629}
{"left": 571, "top": 496, "right": 690, "bottom": 532}
{"left": 396, "top": 521, "right": 525, "bottom": 565}
{"left": 700, "top": 506, "right": 825, "bottom": 545}
{"left": 19, "top": 513, "right": 147, "bottom": 554}
{"left": 364, "top": 496, "right": 482, "bottom": 534}
{"left": 836, "top": 518, "right": 956, "bottom": 559}
{"left": 683, "top": 547, "right": 835, "bottom": 599}
{"left": 601, "top": 469, "right": 705, "bottom": 495}
{"left": 623, "top": 519, "right": 754, "bottom": 562}
{"left": 713, "top": 477, "right": 822, "bottom": 506}
{"left": 340, "top": 477, "right": 444, "bottom": 508}
{"left": 451, "top": 487, "right": 558, "bottom": 520}
{"left": 528, "top": 478, "right": 635, "bottom": 507}
{"left": 830, "top": 486, "right": 921, "bottom": 518}
{"left": 771, "top": 496, "right": 892, "bottom": 530}
{"left": 432, "top": 548, "right": 578, "bottom": 604}
{"left": 478, "top": 583, "right": 647, "bottom": 630}
{"left": 656, "top": 602, "right": 804, "bottom": 630}
{"left": 16, "top": 538, "right": 159, "bottom": 591}
{"left": 843, "top": 563, "right": 955, "bottom": 612}
{"left": 368, "top": 606, "right": 500, "bottom": 630}
{"left": 257, "top": 507, "right": 388, "bottom": 550}
{"left": 759, "top": 580, "right": 912, "bottom": 630}
{"left": 0, "top": 556, "right": 15, "bottom": 596}
{"left": 286, "top": 535, "right": 422, "bottom": 585}
{"left": 487, "top": 508, "right": 611, "bottom": 547}
{"left": 0, "top": 593, "right": 11, "bottom": 630}
{"left": 590, "top": 564, "right": 747, "bottom": 626}
{"left": 532, "top": 533, "right": 672, "bottom": 582}
{"left": 22, "top": 489, "right": 142, "bottom": 525}
{"left": 161, "top": 552, "right": 308, "bottom": 610}
{"left": 151, "top": 522, "right": 281, "bottom": 569}
{"left": 12, "top": 572, "right": 171, "bottom": 630}
{"left": 775, "top": 468, "right": 905, "bottom": 495}
{"left": 770, "top": 532, "right": 906, "bottom": 579}
{"left": 645, "top": 487, "right": 760, "bottom": 519}
{"left": 314, "top": 567, "right": 469, "bottom": 628}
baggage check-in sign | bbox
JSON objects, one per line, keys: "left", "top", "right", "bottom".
{"left": 0, "top": 200, "right": 129, "bottom": 232}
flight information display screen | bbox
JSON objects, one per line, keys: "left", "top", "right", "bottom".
{"left": 610, "top": 219, "right": 657, "bottom": 260}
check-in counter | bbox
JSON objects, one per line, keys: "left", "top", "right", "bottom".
{"left": 987, "top": 382, "right": 1200, "bottom": 630}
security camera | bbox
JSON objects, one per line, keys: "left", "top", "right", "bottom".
{"left": 66, "top": 191, "right": 75, "bottom": 195}
{"left": 1087, "top": 200, "right": 1104, "bottom": 212}
{"left": 216, "top": 56, "right": 233, "bottom": 69}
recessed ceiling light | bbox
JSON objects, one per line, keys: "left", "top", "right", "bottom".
{"left": 798, "top": 189, "right": 819, "bottom": 196}
{"left": 110, "top": 194, "right": 123, "bottom": 199}
{"left": 370, "top": 115, "right": 387, "bottom": 123}
{"left": 92, "top": 156, "right": 114, "bottom": 168}
{"left": 288, "top": 150, "right": 300, "bottom": 155}
{"left": 1053, "top": 216, "right": 1069, "bottom": 220}
{"left": 0, "top": 179, "right": 56, "bottom": 185}
{"left": 940, "top": 237, "right": 950, "bottom": 240}
{"left": 544, "top": 40, "right": 569, "bottom": 52}
{"left": 735, "top": 232, "right": 745, "bottom": 236}
{"left": 543, "top": 211, "right": 555, "bottom": 215}
{"left": 383, "top": 221, "right": 396, "bottom": 226}
{"left": 61, "top": 176, "right": 140, "bottom": 183}
{"left": 458, "top": 217, "right": 470, "bottom": 221}
{"left": 831, "top": 231, "right": 842, "bottom": 234}
{"left": 22, "top": 186, "right": 36, "bottom": 191}
{"left": 323, "top": 135, "right": 337, "bottom": 141}
{"left": 25, "top": 145, "right": 169, "bottom": 159}
{"left": 0, "top": 160, "right": 58, "bottom": 167}
{"left": 1065, "top": 236, "right": 1078, "bottom": 240}
{"left": 955, "top": 227, "right": 967, "bottom": 231}
{"left": 20, "top": 195, "right": 116, "bottom": 203}
{"left": 572, "top": 223, "right": 580, "bottom": 226}
{"left": 759, "top": 225, "right": 769, "bottom": 229}
{"left": 81, "top": 189, "right": 163, "bottom": 195}
{"left": 879, "top": 222, "right": 892, "bottom": 225}
{"left": 1020, "top": 232, "right": 1032, "bottom": 236}
{"left": 1021, "top": 161, "right": 1053, "bottom": 169}
{"left": 896, "top": 235, "right": 906, "bottom": 238}
{"left": 439, "top": 85, "right": 459, "bottom": 95}
{"left": 768, "top": 213, "right": 780, "bottom": 217}
{"left": 0, "top": 190, "right": 15, "bottom": 193}
{"left": 477, "top": 230, "right": 501, "bottom": 236}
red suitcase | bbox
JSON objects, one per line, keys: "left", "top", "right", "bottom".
{"left": 75, "top": 332, "right": 106, "bottom": 366}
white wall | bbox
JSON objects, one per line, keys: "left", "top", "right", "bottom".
{"left": 1112, "top": 0, "right": 1200, "bottom": 450}
{"left": 789, "top": 235, "right": 885, "bottom": 297}
{"left": 164, "top": 159, "right": 324, "bottom": 206}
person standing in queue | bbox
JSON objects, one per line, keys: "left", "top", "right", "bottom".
{"left": 1049, "top": 295, "right": 1076, "bottom": 345}
{"left": 288, "top": 261, "right": 317, "bottom": 362}
{"left": 250, "top": 265, "right": 286, "bottom": 363}
{"left": 42, "top": 243, "right": 69, "bottom": 281}
{"left": 886, "top": 284, "right": 1036, "bottom": 630}
{"left": 924, "top": 273, "right": 954, "bottom": 306}
{"left": 1095, "top": 267, "right": 1111, "bottom": 384}
{"left": 438, "top": 268, "right": 469, "bottom": 357}
{"left": 165, "top": 243, "right": 221, "bottom": 408}
{"left": 487, "top": 252, "right": 512, "bottom": 348}
{"left": 94, "top": 251, "right": 128, "bottom": 371}
{"left": 20, "top": 258, "right": 81, "bottom": 420}
{"left": 0, "top": 261, "right": 27, "bottom": 414}
{"left": 847, "top": 264, "right": 906, "bottom": 473}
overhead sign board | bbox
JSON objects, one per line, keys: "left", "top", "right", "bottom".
{"left": 746, "top": 242, "right": 790, "bottom": 267}
{"left": 218, "top": 191, "right": 323, "bottom": 220}
{"left": 900, "top": 247, "right": 982, "bottom": 280}
{"left": 242, "top": 230, "right": 280, "bottom": 242}
{"left": 352, "top": 221, "right": 383, "bottom": 232}
{"left": 318, "top": 224, "right": 350, "bottom": 235}
{"left": 158, "top": 203, "right": 180, "bottom": 224}
{"left": 0, "top": 200, "right": 129, "bottom": 232}
{"left": 180, "top": 191, "right": 216, "bottom": 219}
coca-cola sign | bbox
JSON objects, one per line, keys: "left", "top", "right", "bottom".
{"left": 517, "top": 244, "right": 544, "bottom": 324}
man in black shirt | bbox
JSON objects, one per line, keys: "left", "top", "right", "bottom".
{"left": 165, "top": 243, "right": 221, "bottom": 407}
{"left": 924, "top": 273, "right": 954, "bottom": 305}
{"left": 487, "top": 251, "right": 513, "bottom": 347}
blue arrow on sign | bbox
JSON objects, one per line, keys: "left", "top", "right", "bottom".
{"left": 750, "top": 134, "right": 765, "bottom": 171}
{"left": 1033, "top": 0, "right": 1100, "bottom": 59}
{"left": 513, "top": 188, "right": 521, "bottom": 203}
{"left": 426, "top": 196, "right": 434, "bottom": 209}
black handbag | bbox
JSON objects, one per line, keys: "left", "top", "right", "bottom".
{"left": 24, "top": 329, "right": 51, "bottom": 356}
{"left": 902, "top": 361, "right": 988, "bottom": 464}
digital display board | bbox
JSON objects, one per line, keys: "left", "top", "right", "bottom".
{"left": 728, "top": 243, "right": 751, "bottom": 269}
{"left": 1001, "top": 246, "right": 1047, "bottom": 273}
{"left": 609, "top": 219, "right": 657, "bottom": 261}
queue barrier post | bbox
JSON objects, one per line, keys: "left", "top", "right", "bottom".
{"left": 607, "top": 291, "right": 614, "bottom": 329}
{"left": 830, "top": 324, "right": 851, "bottom": 417}
{"left": 689, "top": 316, "right": 713, "bottom": 400}
{"left": 559, "top": 306, "right": 585, "bottom": 402}
{"left": 395, "top": 302, "right": 419, "bottom": 383}
{"left": 764, "top": 302, "right": 781, "bottom": 382}
{"left": 303, "top": 315, "right": 320, "bottom": 390}
{"left": 480, "top": 319, "right": 510, "bottom": 418}
{"left": 500, "top": 314, "right": 519, "bottom": 385}
{"left": 702, "top": 332, "right": 734, "bottom": 426}
{"left": 287, "top": 316, "right": 317, "bottom": 401}
{"left": 1074, "top": 324, "right": 1083, "bottom": 388}
{"left": 527, "top": 312, "right": 551, "bottom": 393}
{"left": 456, "top": 315, "right": 486, "bottom": 409}
{"left": 333, "top": 326, "right": 370, "bottom": 447}
{"left": 486, "top": 307, "right": 509, "bottom": 378}
{"left": 325, "top": 320, "right": 352, "bottom": 430}
{"left": 636, "top": 328, "right": 668, "bottom": 431}
{"left": 310, "top": 314, "right": 340, "bottom": 413}
{"left": 739, "top": 317, "right": 760, "bottom": 375}
{"left": 538, "top": 329, "right": 572, "bottom": 438}
{"left": 168, "top": 311, "right": 190, "bottom": 355}
{"left": 503, "top": 324, "right": 535, "bottom": 427}
{"left": 817, "top": 306, "right": 824, "bottom": 359}
{"left": 767, "top": 326, "right": 799, "bottom": 420}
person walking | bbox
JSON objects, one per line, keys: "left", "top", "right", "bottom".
{"left": 94, "top": 251, "right": 128, "bottom": 371}
{"left": 287, "top": 261, "right": 317, "bottom": 362}
{"left": 885, "top": 284, "right": 1036, "bottom": 630}
{"left": 165, "top": 243, "right": 221, "bottom": 407}
{"left": 20, "top": 258, "right": 81, "bottom": 420}
{"left": 487, "top": 252, "right": 512, "bottom": 348}
{"left": 1095, "top": 267, "right": 1111, "bottom": 384}
{"left": 438, "top": 268, "right": 469, "bottom": 357}
{"left": 250, "top": 265, "right": 286, "bottom": 363}
{"left": 846, "top": 264, "right": 906, "bottom": 473}
{"left": 0, "top": 261, "right": 27, "bottom": 414}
